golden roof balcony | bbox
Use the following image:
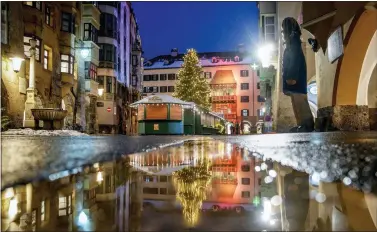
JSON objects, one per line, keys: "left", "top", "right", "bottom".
{"left": 211, "top": 95, "right": 237, "bottom": 103}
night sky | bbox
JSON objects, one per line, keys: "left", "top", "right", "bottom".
{"left": 133, "top": 1, "right": 260, "bottom": 60}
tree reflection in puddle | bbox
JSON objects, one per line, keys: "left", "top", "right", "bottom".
{"left": 1, "top": 140, "right": 377, "bottom": 231}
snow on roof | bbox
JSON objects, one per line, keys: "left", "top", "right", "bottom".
{"left": 1, "top": 129, "right": 89, "bottom": 136}
{"left": 144, "top": 55, "right": 255, "bottom": 70}
{"left": 130, "top": 94, "right": 192, "bottom": 107}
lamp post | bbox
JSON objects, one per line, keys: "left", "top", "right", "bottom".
{"left": 10, "top": 57, "right": 24, "bottom": 73}
{"left": 23, "top": 38, "right": 37, "bottom": 128}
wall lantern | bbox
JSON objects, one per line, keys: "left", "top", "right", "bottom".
{"left": 96, "top": 171, "right": 103, "bottom": 183}
{"left": 98, "top": 88, "right": 104, "bottom": 97}
{"left": 10, "top": 57, "right": 24, "bottom": 73}
{"left": 80, "top": 48, "right": 90, "bottom": 59}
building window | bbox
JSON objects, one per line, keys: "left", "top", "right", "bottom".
{"left": 264, "top": 16, "right": 275, "bottom": 42}
{"left": 168, "top": 86, "right": 175, "bottom": 92}
{"left": 99, "top": 44, "right": 117, "bottom": 63}
{"left": 58, "top": 196, "right": 71, "bottom": 216}
{"left": 241, "top": 109, "right": 249, "bottom": 117}
{"left": 143, "top": 187, "right": 158, "bottom": 194}
{"left": 97, "top": 76, "right": 104, "bottom": 86}
{"left": 159, "top": 74, "right": 167, "bottom": 81}
{"left": 151, "top": 75, "right": 158, "bottom": 81}
{"left": 160, "top": 188, "right": 167, "bottom": 195}
{"left": 240, "top": 70, "right": 249, "bottom": 77}
{"left": 168, "top": 74, "right": 175, "bottom": 80}
{"left": 257, "top": 95, "right": 266, "bottom": 102}
{"left": 241, "top": 178, "right": 250, "bottom": 185}
{"left": 23, "top": 1, "right": 41, "bottom": 10}
{"left": 241, "top": 96, "right": 249, "bottom": 102}
{"left": 106, "top": 76, "right": 113, "bottom": 93}
{"left": 84, "top": 62, "right": 97, "bottom": 81}
{"left": 99, "top": 13, "right": 117, "bottom": 38}
{"left": 43, "top": 46, "right": 52, "bottom": 70}
{"left": 61, "top": 54, "right": 74, "bottom": 74}
{"left": 159, "top": 176, "right": 168, "bottom": 182}
{"left": 153, "top": 86, "right": 158, "bottom": 93}
{"left": 132, "top": 76, "right": 137, "bottom": 86}
{"left": 204, "top": 72, "right": 212, "bottom": 79}
{"left": 240, "top": 83, "right": 249, "bottom": 90}
{"left": 1, "top": 3, "right": 8, "bottom": 44}
{"left": 241, "top": 164, "right": 250, "bottom": 172}
{"left": 84, "top": 23, "right": 98, "bottom": 43}
{"left": 41, "top": 200, "right": 45, "bottom": 222}
{"left": 24, "top": 36, "right": 41, "bottom": 61}
{"left": 241, "top": 191, "right": 250, "bottom": 198}
{"left": 143, "top": 175, "right": 154, "bottom": 182}
{"left": 159, "top": 86, "right": 167, "bottom": 93}
{"left": 45, "top": 5, "right": 53, "bottom": 27}
{"left": 132, "top": 55, "right": 138, "bottom": 66}
{"left": 61, "top": 12, "right": 75, "bottom": 34}
{"left": 257, "top": 82, "right": 260, "bottom": 89}
{"left": 143, "top": 75, "right": 150, "bottom": 81}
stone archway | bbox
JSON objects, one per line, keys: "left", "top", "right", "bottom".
{"left": 334, "top": 10, "right": 377, "bottom": 105}
{"left": 367, "top": 64, "right": 377, "bottom": 130}
{"left": 241, "top": 120, "right": 252, "bottom": 134}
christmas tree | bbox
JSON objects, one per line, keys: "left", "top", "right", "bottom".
{"left": 173, "top": 49, "right": 211, "bottom": 110}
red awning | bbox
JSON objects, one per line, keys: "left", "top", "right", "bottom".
{"left": 301, "top": 1, "right": 370, "bottom": 52}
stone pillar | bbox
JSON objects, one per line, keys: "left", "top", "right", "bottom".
{"left": 23, "top": 39, "right": 37, "bottom": 128}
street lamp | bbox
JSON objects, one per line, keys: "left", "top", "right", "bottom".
{"left": 80, "top": 48, "right": 90, "bottom": 59}
{"left": 258, "top": 44, "right": 274, "bottom": 68}
{"left": 98, "top": 88, "right": 104, "bottom": 97}
{"left": 10, "top": 57, "right": 24, "bottom": 73}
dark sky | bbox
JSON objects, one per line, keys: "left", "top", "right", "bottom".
{"left": 133, "top": 1, "right": 260, "bottom": 60}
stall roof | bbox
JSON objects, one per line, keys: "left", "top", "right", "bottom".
{"left": 130, "top": 94, "right": 192, "bottom": 107}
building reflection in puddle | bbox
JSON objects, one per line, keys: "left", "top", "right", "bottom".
{"left": 1, "top": 140, "right": 377, "bottom": 231}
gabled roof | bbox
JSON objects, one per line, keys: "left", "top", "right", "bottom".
{"left": 210, "top": 70, "right": 236, "bottom": 85}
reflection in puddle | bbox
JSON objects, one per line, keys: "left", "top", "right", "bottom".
{"left": 1, "top": 140, "right": 377, "bottom": 231}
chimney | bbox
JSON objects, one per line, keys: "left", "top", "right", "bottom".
{"left": 171, "top": 48, "right": 178, "bottom": 57}
{"left": 238, "top": 44, "right": 245, "bottom": 53}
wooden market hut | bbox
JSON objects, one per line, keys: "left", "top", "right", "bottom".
{"left": 130, "top": 95, "right": 192, "bottom": 135}
{"left": 183, "top": 102, "right": 228, "bottom": 135}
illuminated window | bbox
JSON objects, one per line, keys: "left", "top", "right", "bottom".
{"left": 61, "top": 54, "right": 74, "bottom": 74}
{"left": 41, "top": 200, "right": 45, "bottom": 221}
{"left": 58, "top": 197, "right": 67, "bottom": 216}
{"left": 240, "top": 70, "right": 249, "bottom": 77}
{"left": 84, "top": 62, "right": 97, "bottom": 81}
{"left": 23, "top": 35, "right": 41, "bottom": 61}
{"left": 45, "top": 5, "right": 54, "bottom": 27}
{"left": 204, "top": 72, "right": 212, "bottom": 79}
{"left": 241, "top": 109, "right": 249, "bottom": 117}
{"left": 23, "top": 1, "right": 41, "bottom": 10}
{"left": 43, "top": 46, "right": 52, "bottom": 70}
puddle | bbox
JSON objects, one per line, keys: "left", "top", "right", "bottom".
{"left": 1, "top": 140, "right": 377, "bottom": 231}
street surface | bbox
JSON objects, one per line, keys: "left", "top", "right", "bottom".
{"left": 2, "top": 132, "right": 377, "bottom": 190}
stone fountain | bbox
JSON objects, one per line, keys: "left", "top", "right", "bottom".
{"left": 31, "top": 103, "right": 68, "bottom": 130}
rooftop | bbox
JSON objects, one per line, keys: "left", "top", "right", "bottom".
{"left": 144, "top": 51, "right": 256, "bottom": 70}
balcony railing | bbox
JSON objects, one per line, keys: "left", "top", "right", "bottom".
{"left": 211, "top": 95, "right": 237, "bottom": 103}
{"left": 212, "top": 178, "right": 238, "bottom": 185}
